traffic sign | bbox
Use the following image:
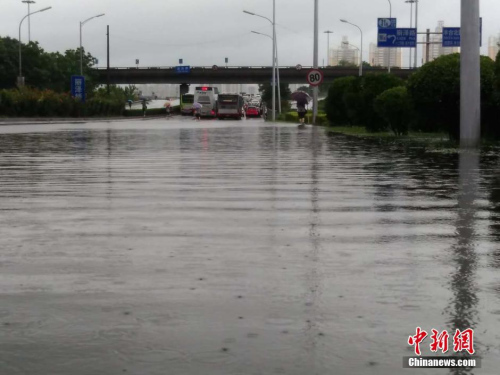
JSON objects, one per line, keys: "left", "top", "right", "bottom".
{"left": 212, "top": 65, "right": 218, "bottom": 70}
{"left": 71, "top": 75, "right": 85, "bottom": 103}
{"left": 442, "top": 18, "right": 482, "bottom": 47}
{"left": 378, "top": 28, "right": 417, "bottom": 48}
{"left": 307, "top": 69, "right": 324, "bottom": 86}
{"left": 378, "top": 18, "right": 397, "bottom": 29}
{"left": 175, "top": 66, "right": 191, "bottom": 74}
{"left": 296, "top": 64, "right": 303, "bottom": 71}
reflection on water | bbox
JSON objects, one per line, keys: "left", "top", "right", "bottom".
{"left": 447, "top": 151, "right": 480, "bottom": 375}
{"left": 0, "top": 120, "right": 499, "bottom": 375}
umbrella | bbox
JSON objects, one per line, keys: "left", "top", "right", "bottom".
{"left": 192, "top": 102, "right": 203, "bottom": 109}
{"left": 291, "top": 90, "right": 311, "bottom": 103}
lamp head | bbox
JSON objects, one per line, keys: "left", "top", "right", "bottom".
{"left": 39, "top": 6, "right": 52, "bottom": 12}
{"left": 96, "top": 13, "right": 105, "bottom": 17}
{"left": 243, "top": 10, "right": 255, "bottom": 16}
{"left": 340, "top": 19, "right": 347, "bottom": 23}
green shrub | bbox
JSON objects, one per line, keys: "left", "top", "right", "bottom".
{"left": 0, "top": 87, "right": 125, "bottom": 118}
{"left": 374, "top": 87, "right": 413, "bottom": 136}
{"left": 357, "top": 74, "right": 405, "bottom": 132}
{"left": 407, "top": 53, "right": 496, "bottom": 140}
{"left": 325, "top": 76, "right": 358, "bottom": 125}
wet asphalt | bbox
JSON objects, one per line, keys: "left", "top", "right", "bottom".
{"left": 0, "top": 117, "right": 499, "bottom": 375}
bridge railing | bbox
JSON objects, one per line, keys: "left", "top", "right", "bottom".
{"left": 93, "top": 66, "right": 417, "bottom": 71}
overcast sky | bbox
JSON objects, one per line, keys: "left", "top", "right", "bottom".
{"left": 2, "top": 0, "right": 499, "bottom": 68}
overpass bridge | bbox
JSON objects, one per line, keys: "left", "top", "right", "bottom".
{"left": 93, "top": 66, "right": 417, "bottom": 85}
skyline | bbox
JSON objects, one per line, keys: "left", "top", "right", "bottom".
{"left": 2, "top": 0, "right": 499, "bottom": 68}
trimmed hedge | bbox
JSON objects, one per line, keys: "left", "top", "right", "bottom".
{"left": 278, "top": 111, "right": 328, "bottom": 125}
{"left": 0, "top": 87, "right": 125, "bottom": 117}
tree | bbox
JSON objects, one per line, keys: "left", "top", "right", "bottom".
{"left": 324, "top": 76, "right": 358, "bottom": 125}
{"left": 258, "top": 82, "right": 292, "bottom": 111}
{"left": 357, "top": 73, "right": 404, "bottom": 132}
{"left": 407, "top": 53, "right": 495, "bottom": 139}
{"left": 337, "top": 60, "right": 357, "bottom": 67}
{"left": 0, "top": 37, "right": 98, "bottom": 93}
{"left": 374, "top": 86, "right": 413, "bottom": 136}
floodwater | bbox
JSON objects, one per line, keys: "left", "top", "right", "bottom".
{"left": 0, "top": 117, "right": 499, "bottom": 375}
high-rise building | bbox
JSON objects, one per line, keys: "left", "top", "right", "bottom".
{"left": 422, "top": 21, "right": 460, "bottom": 63}
{"left": 488, "top": 34, "right": 500, "bottom": 60}
{"left": 369, "top": 43, "right": 402, "bottom": 68}
{"left": 329, "top": 36, "right": 360, "bottom": 66}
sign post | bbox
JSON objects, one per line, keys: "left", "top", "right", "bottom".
{"left": 306, "top": 69, "right": 324, "bottom": 87}
{"left": 442, "top": 18, "right": 482, "bottom": 47}
{"left": 378, "top": 18, "right": 397, "bottom": 72}
{"left": 175, "top": 66, "right": 191, "bottom": 74}
{"left": 378, "top": 28, "right": 417, "bottom": 48}
{"left": 71, "top": 75, "right": 86, "bottom": 103}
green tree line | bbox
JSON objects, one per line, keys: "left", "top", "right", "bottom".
{"left": 0, "top": 36, "right": 139, "bottom": 117}
{"left": 324, "top": 53, "right": 500, "bottom": 140}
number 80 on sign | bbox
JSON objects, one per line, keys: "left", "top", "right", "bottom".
{"left": 306, "top": 69, "right": 324, "bottom": 86}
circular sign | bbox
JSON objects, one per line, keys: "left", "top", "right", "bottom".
{"left": 212, "top": 65, "right": 218, "bottom": 70}
{"left": 296, "top": 64, "right": 303, "bottom": 71}
{"left": 306, "top": 69, "right": 324, "bottom": 86}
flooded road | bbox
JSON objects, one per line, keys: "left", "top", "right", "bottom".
{"left": 1, "top": 117, "right": 499, "bottom": 375}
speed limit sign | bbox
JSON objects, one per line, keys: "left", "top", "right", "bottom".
{"left": 306, "top": 69, "right": 324, "bottom": 86}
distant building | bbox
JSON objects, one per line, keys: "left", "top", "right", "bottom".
{"left": 369, "top": 43, "right": 402, "bottom": 68}
{"left": 329, "top": 36, "right": 360, "bottom": 66}
{"left": 488, "top": 34, "right": 500, "bottom": 60}
{"left": 422, "top": 21, "right": 460, "bottom": 63}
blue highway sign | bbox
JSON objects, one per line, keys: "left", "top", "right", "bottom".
{"left": 442, "top": 18, "right": 482, "bottom": 47}
{"left": 378, "top": 28, "right": 417, "bottom": 48}
{"left": 71, "top": 75, "right": 85, "bottom": 103}
{"left": 175, "top": 66, "right": 191, "bottom": 74}
{"left": 378, "top": 18, "right": 397, "bottom": 29}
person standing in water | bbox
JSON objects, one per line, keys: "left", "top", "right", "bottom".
{"left": 297, "top": 100, "right": 307, "bottom": 125}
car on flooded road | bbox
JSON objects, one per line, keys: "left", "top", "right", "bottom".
{"left": 245, "top": 106, "right": 260, "bottom": 118}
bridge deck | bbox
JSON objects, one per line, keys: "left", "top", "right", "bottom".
{"left": 93, "top": 66, "right": 416, "bottom": 85}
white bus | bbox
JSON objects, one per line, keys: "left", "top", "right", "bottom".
{"left": 194, "top": 86, "right": 218, "bottom": 118}
{"left": 217, "top": 94, "right": 244, "bottom": 120}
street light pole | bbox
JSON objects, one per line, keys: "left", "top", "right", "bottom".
{"left": 324, "top": 30, "right": 333, "bottom": 66}
{"left": 313, "top": 0, "right": 319, "bottom": 124}
{"left": 80, "top": 13, "right": 105, "bottom": 76}
{"left": 22, "top": 0, "right": 36, "bottom": 43}
{"left": 251, "top": 30, "right": 281, "bottom": 113}
{"left": 18, "top": 6, "right": 52, "bottom": 86}
{"left": 387, "top": 0, "right": 392, "bottom": 73}
{"left": 460, "top": 0, "right": 480, "bottom": 148}
{"left": 244, "top": 7, "right": 277, "bottom": 121}
{"left": 340, "top": 19, "right": 363, "bottom": 76}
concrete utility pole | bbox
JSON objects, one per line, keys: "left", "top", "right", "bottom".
{"left": 387, "top": 0, "right": 392, "bottom": 73}
{"left": 405, "top": 0, "right": 415, "bottom": 68}
{"left": 414, "top": 0, "right": 419, "bottom": 68}
{"left": 313, "top": 0, "right": 319, "bottom": 124}
{"left": 460, "top": 0, "right": 481, "bottom": 147}
{"left": 324, "top": 30, "right": 333, "bottom": 66}
{"left": 273, "top": 0, "right": 276, "bottom": 122}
